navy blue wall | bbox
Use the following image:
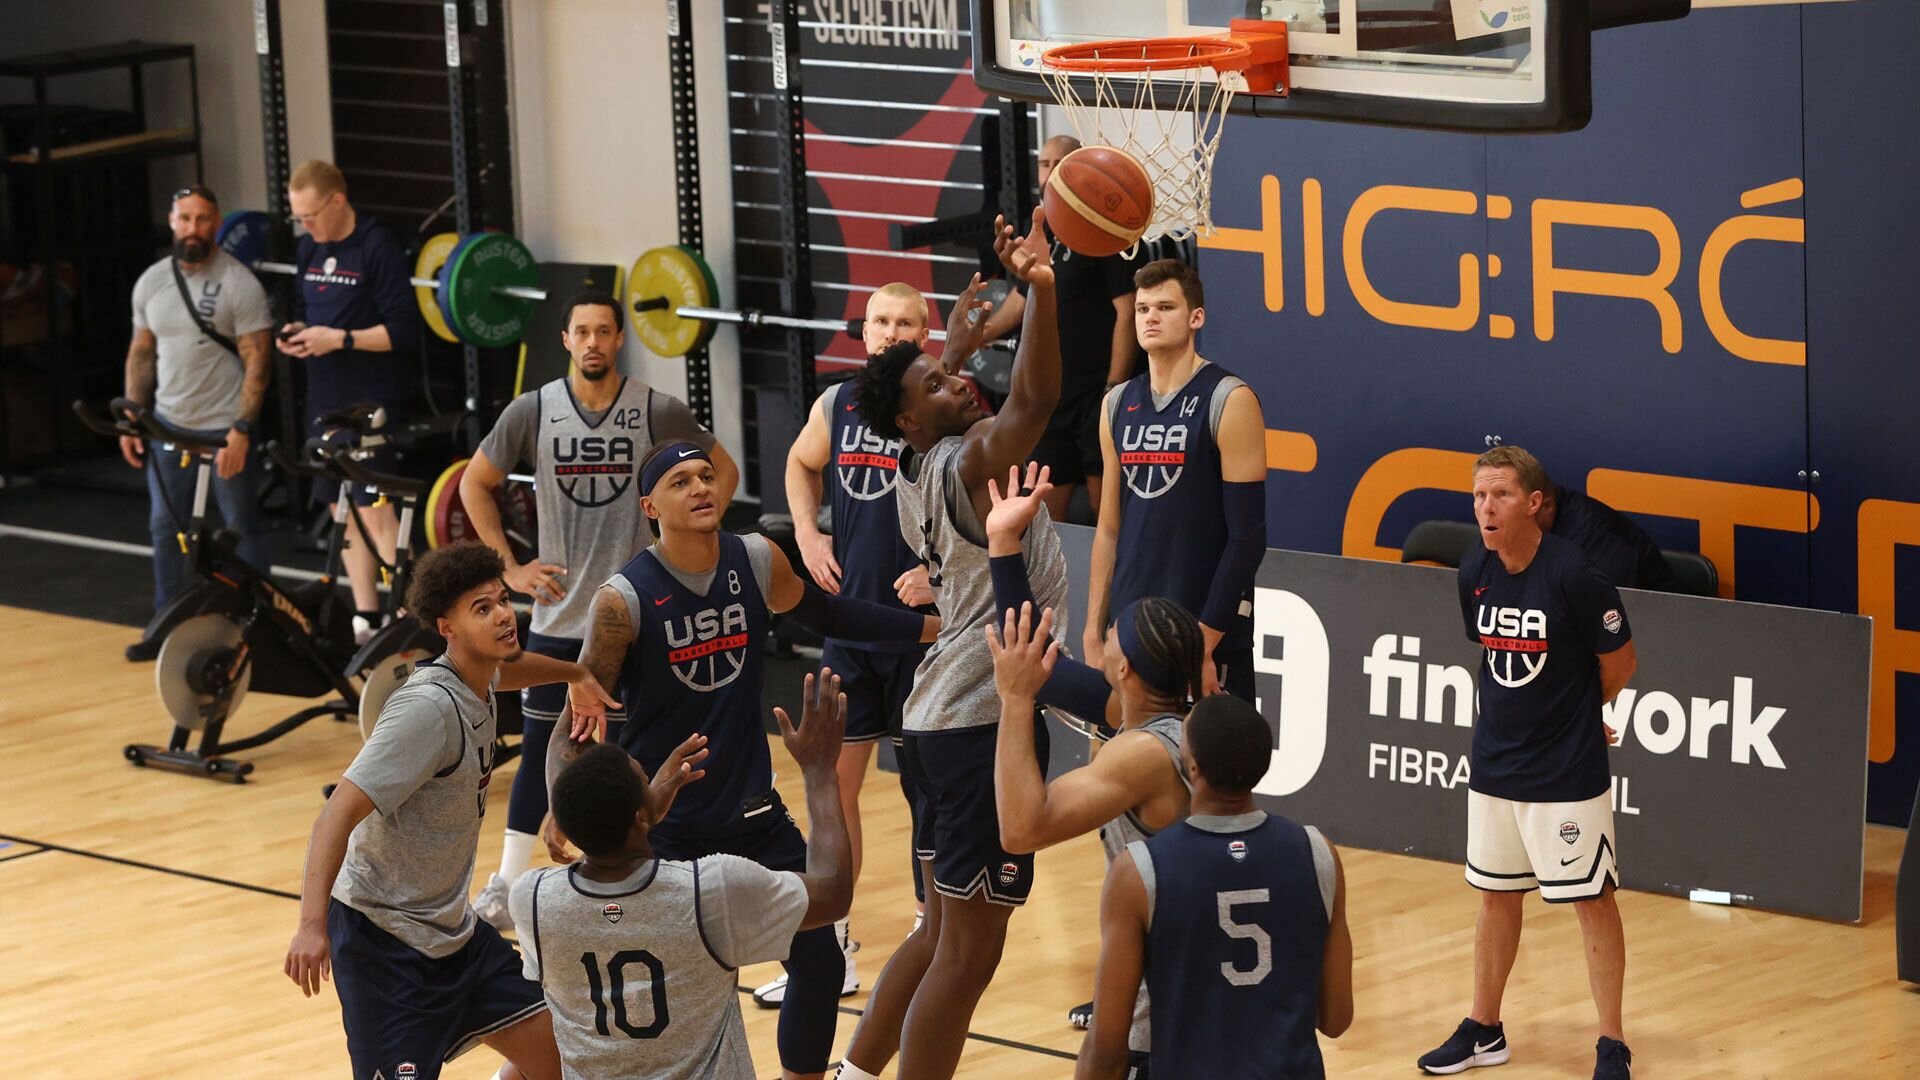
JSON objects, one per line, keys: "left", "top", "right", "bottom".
{"left": 1196, "top": 1, "right": 1920, "bottom": 823}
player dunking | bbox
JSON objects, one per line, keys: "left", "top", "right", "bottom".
{"left": 1419, "top": 446, "right": 1637, "bottom": 1080}
{"left": 545, "top": 442, "right": 936, "bottom": 1080}
{"left": 835, "top": 210, "right": 1067, "bottom": 1080}
{"left": 770, "top": 278, "right": 992, "bottom": 1006}
{"left": 1078, "top": 694, "right": 1354, "bottom": 1079}
{"left": 462, "top": 288, "right": 734, "bottom": 930}
{"left": 283, "top": 541, "right": 618, "bottom": 1080}
{"left": 510, "top": 667, "right": 853, "bottom": 1079}
{"left": 1084, "top": 260, "right": 1268, "bottom": 700}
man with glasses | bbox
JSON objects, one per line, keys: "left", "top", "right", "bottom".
{"left": 122, "top": 184, "right": 275, "bottom": 658}
{"left": 280, "top": 158, "right": 425, "bottom": 644}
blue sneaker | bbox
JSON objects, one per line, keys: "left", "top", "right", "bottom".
{"left": 1594, "top": 1037, "right": 1632, "bottom": 1079}
{"left": 1418, "top": 1018, "right": 1511, "bottom": 1074}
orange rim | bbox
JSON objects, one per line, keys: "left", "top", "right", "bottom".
{"left": 1041, "top": 36, "right": 1253, "bottom": 73}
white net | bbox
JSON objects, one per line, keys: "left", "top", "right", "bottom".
{"left": 1040, "top": 48, "right": 1246, "bottom": 246}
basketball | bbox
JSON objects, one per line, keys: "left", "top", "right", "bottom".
{"left": 1042, "top": 145, "right": 1153, "bottom": 257}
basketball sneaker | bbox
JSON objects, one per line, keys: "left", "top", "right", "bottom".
{"left": 1067, "top": 1001, "right": 1093, "bottom": 1029}
{"left": 1593, "top": 1037, "right": 1632, "bottom": 1079}
{"left": 752, "top": 917, "right": 859, "bottom": 1007}
{"left": 1417, "top": 1018, "right": 1511, "bottom": 1074}
{"left": 472, "top": 872, "right": 514, "bottom": 932}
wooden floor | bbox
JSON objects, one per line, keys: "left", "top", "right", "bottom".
{"left": 2, "top": 605, "right": 1916, "bottom": 1078}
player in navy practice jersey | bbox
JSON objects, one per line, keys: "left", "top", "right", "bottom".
{"left": 1079, "top": 694, "right": 1354, "bottom": 1080}
{"left": 1084, "top": 259, "right": 1268, "bottom": 700}
{"left": 833, "top": 210, "right": 1068, "bottom": 1080}
{"left": 543, "top": 442, "right": 936, "bottom": 1080}
{"left": 773, "top": 278, "right": 996, "bottom": 1006}
{"left": 1419, "top": 446, "right": 1639, "bottom": 1080}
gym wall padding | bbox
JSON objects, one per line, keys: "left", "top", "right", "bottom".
{"left": 1198, "top": 0, "right": 1920, "bottom": 825}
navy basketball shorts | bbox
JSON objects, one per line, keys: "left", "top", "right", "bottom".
{"left": 328, "top": 899, "right": 546, "bottom": 1079}
{"left": 821, "top": 641, "right": 927, "bottom": 744}
{"left": 901, "top": 717, "right": 1050, "bottom": 906}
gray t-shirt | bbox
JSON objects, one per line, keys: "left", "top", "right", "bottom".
{"left": 333, "top": 659, "right": 499, "bottom": 958}
{"left": 509, "top": 854, "right": 808, "bottom": 1079}
{"left": 476, "top": 377, "right": 714, "bottom": 638}
{"left": 130, "top": 250, "right": 273, "bottom": 432}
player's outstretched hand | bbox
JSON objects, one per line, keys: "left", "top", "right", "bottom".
{"left": 284, "top": 922, "right": 331, "bottom": 997}
{"left": 894, "top": 564, "right": 935, "bottom": 608}
{"left": 940, "top": 272, "right": 995, "bottom": 367}
{"left": 506, "top": 559, "right": 569, "bottom": 604}
{"left": 565, "top": 674, "right": 619, "bottom": 742}
{"left": 541, "top": 811, "right": 576, "bottom": 864}
{"left": 647, "top": 732, "right": 710, "bottom": 821}
{"left": 995, "top": 207, "right": 1054, "bottom": 288}
{"left": 777, "top": 669, "right": 846, "bottom": 778}
{"left": 985, "top": 461, "right": 1052, "bottom": 551}
{"left": 986, "top": 600, "right": 1058, "bottom": 702}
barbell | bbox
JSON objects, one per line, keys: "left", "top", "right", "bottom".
{"left": 215, "top": 209, "right": 946, "bottom": 356}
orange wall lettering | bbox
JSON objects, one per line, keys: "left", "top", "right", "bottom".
{"left": 1586, "top": 469, "right": 1818, "bottom": 599}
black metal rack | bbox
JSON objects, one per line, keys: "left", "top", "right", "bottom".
{"left": 668, "top": 0, "right": 715, "bottom": 429}
{"left": 0, "top": 40, "right": 204, "bottom": 471}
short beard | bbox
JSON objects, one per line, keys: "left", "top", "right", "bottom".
{"left": 173, "top": 236, "right": 212, "bottom": 263}
{"left": 577, "top": 362, "right": 611, "bottom": 382}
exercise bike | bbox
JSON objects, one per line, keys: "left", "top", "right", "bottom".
{"left": 73, "top": 399, "right": 440, "bottom": 781}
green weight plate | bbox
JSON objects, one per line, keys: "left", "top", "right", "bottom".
{"left": 435, "top": 232, "right": 477, "bottom": 346}
{"left": 414, "top": 232, "right": 462, "bottom": 344}
{"left": 626, "top": 245, "right": 718, "bottom": 358}
{"left": 440, "top": 231, "right": 539, "bottom": 348}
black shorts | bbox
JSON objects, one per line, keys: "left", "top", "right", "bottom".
{"left": 902, "top": 719, "right": 1049, "bottom": 906}
{"left": 647, "top": 789, "right": 807, "bottom": 870}
{"left": 1028, "top": 388, "right": 1105, "bottom": 485}
{"left": 1213, "top": 643, "right": 1255, "bottom": 702}
{"left": 520, "top": 630, "right": 584, "bottom": 724}
{"left": 305, "top": 407, "right": 400, "bottom": 507}
{"left": 822, "top": 641, "right": 927, "bottom": 744}
{"left": 327, "top": 899, "right": 546, "bottom": 1078}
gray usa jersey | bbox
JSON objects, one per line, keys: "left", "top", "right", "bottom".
{"left": 509, "top": 855, "right": 808, "bottom": 1080}
{"left": 893, "top": 435, "right": 1069, "bottom": 732}
{"left": 1098, "top": 713, "right": 1191, "bottom": 1053}
{"left": 333, "top": 660, "right": 498, "bottom": 957}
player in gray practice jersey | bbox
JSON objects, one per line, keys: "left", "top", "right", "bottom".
{"left": 511, "top": 668, "right": 853, "bottom": 1080}
{"left": 461, "top": 289, "right": 738, "bottom": 930}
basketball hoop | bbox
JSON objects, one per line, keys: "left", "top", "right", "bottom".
{"left": 1040, "top": 22, "right": 1289, "bottom": 245}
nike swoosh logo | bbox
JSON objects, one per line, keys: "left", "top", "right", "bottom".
{"left": 1475, "top": 1039, "right": 1504, "bottom": 1053}
{"left": 1559, "top": 856, "right": 1580, "bottom": 867}
{"left": 678, "top": 448, "right": 699, "bottom": 458}
{"left": 549, "top": 416, "right": 567, "bottom": 422}
{"left": 1474, "top": 586, "right": 1489, "bottom": 596}
{"left": 845, "top": 404, "right": 858, "bottom": 411}
{"left": 654, "top": 596, "right": 672, "bottom": 607}
{"left": 1126, "top": 403, "right": 1141, "bottom": 412}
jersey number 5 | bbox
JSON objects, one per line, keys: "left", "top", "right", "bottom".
{"left": 580, "top": 949, "right": 669, "bottom": 1038}
{"left": 1216, "top": 889, "right": 1273, "bottom": 987}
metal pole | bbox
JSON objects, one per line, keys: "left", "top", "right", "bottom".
{"left": 254, "top": 0, "right": 303, "bottom": 505}
{"left": 666, "top": 0, "right": 713, "bottom": 429}
{"left": 770, "top": 0, "right": 816, "bottom": 432}
{"left": 443, "top": 1, "right": 481, "bottom": 448}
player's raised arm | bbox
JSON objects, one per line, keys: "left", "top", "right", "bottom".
{"left": 765, "top": 537, "right": 940, "bottom": 643}
{"left": 957, "top": 209, "right": 1060, "bottom": 505}
{"left": 774, "top": 669, "right": 856, "bottom": 929}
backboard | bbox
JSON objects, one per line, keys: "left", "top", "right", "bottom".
{"left": 974, "top": 0, "right": 1595, "bottom": 132}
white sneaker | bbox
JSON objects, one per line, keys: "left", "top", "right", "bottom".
{"left": 752, "top": 918, "right": 859, "bottom": 1008}
{"left": 473, "top": 872, "right": 514, "bottom": 932}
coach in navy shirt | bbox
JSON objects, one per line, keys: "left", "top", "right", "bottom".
{"left": 1417, "top": 446, "right": 1639, "bottom": 1080}
{"left": 1539, "top": 481, "right": 1678, "bottom": 592}
{"left": 280, "top": 159, "right": 423, "bottom": 643}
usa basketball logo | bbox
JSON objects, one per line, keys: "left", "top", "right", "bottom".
{"left": 665, "top": 602, "right": 751, "bottom": 692}
{"left": 602, "top": 902, "right": 624, "bottom": 924}
{"left": 396, "top": 1065, "right": 417, "bottom": 1079}
{"left": 1476, "top": 605, "right": 1548, "bottom": 688}
{"left": 1559, "top": 821, "right": 1581, "bottom": 845}
{"left": 836, "top": 423, "right": 903, "bottom": 501}
{"left": 551, "top": 434, "right": 637, "bottom": 507}
{"left": 323, "top": 256, "right": 337, "bottom": 276}
{"left": 1228, "top": 840, "right": 1248, "bottom": 862}
{"left": 1119, "top": 418, "right": 1188, "bottom": 499}
{"left": 998, "top": 861, "right": 1019, "bottom": 884}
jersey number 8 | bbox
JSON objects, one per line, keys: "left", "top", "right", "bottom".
{"left": 580, "top": 949, "right": 669, "bottom": 1038}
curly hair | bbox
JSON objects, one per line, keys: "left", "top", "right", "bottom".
{"left": 1185, "top": 694, "right": 1273, "bottom": 795}
{"left": 552, "top": 742, "right": 648, "bottom": 858}
{"left": 405, "top": 540, "right": 506, "bottom": 628}
{"left": 853, "top": 339, "right": 925, "bottom": 441}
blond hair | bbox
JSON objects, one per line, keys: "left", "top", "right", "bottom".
{"left": 866, "top": 282, "right": 928, "bottom": 325}
{"left": 1472, "top": 445, "right": 1552, "bottom": 495}
{"left": 290, "top": 159, "right": 347, "bottom": 199}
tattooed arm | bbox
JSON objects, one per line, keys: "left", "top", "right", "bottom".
{"left": 546, "top": 584, "right": 635, "bottom": 794}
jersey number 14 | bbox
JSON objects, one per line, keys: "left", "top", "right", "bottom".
{"left": 580, "top": 949, "right": 669, "bottom": 1038}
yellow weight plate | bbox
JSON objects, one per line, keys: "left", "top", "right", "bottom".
{"left": 626, "top": 245, "right": 718, "bottom": 358}
{"left": 414, "top": 232, "right": 462, "bottom": 344}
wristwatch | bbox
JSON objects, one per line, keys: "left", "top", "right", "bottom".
{"left": 233, "top": 418, "right": 252, "bottom": 435}
{"left": 342, "top": 328, "right": 356, "bottom": 351}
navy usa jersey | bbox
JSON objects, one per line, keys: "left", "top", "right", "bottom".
{"left": 1106, "top": 362, "right": 1251, "bottom": 647}
{"left": 607, "top": 533, "right": 774, "bottom": 836}
{"left": 1459, "top": 531, "right": 1632, "bottom": 803}
{"left": 823, "top": 382, "right": 922, "bottom": 651}
{"left": 1137, "top": 813, "right": 1329, "bottom": 1079}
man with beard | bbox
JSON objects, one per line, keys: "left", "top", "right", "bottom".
{"left": 122, "top": 184, "right": 275, "bottom": 647}
{"left": 460, "top": 289, "right": 737, "bottom": 930}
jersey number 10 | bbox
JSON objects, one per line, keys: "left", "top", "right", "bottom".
{"left": 580, "top": 949, "right": 669, "bottom": 1038}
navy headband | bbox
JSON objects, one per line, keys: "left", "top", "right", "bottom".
{"left": 1114, "top": 599, "right": 1182, "bottom": 697}
{"left": 641, "top": 441, "right": 712, "bottom": 496}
